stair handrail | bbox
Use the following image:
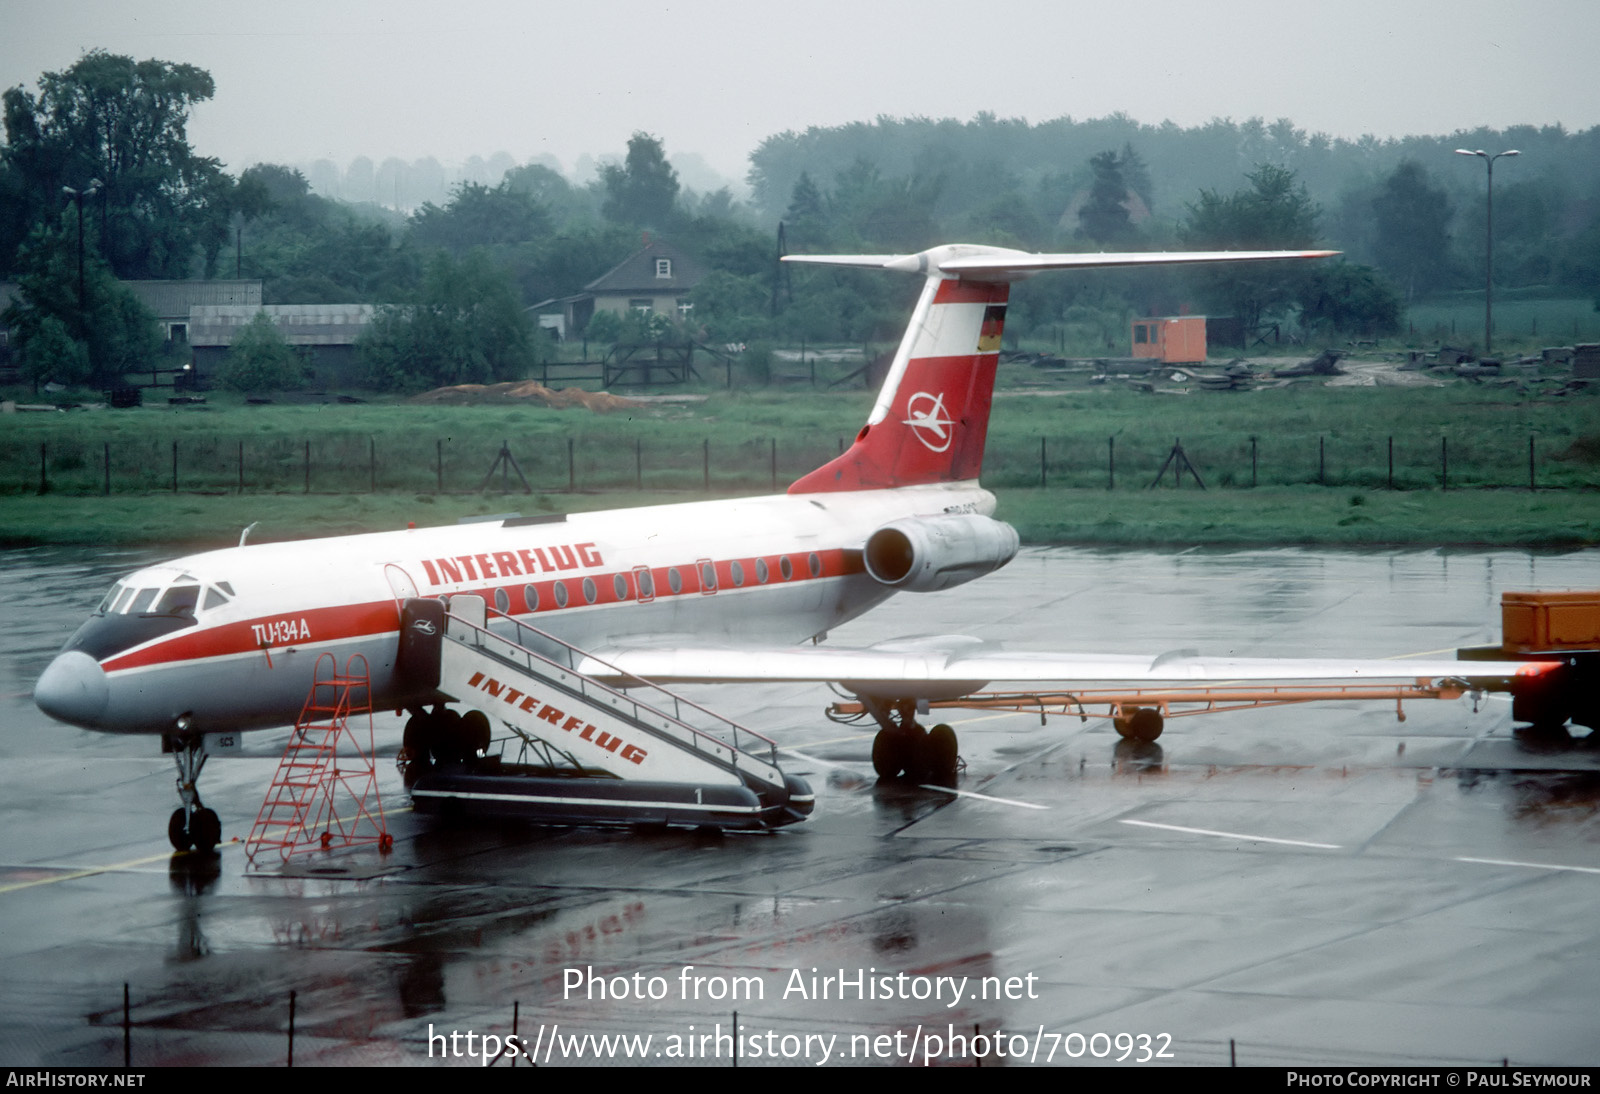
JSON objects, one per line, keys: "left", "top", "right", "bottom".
{"left": 455, "top": 606, "right": 782, "bottom": 773}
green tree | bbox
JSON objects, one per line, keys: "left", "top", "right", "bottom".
{"left": 0, "top": 51, "right": 231, "bottom": 278}
{"left": 410, "top": 181, "right": 552, "bottom": 253}
{"left": 2, "top": 221, "right": 159, "bottom": 386}
{"left": 1078, "top": 150, "right": 1133, "bottom": 245}
{"left": 217, "top": 311, "right": 303, "bottom": 393}
{"left": 1371, "top": 161, "right": 1453, "bottom": 299}
{"left": 783, "top": 172, "right": 829, "bottom": 250}
{"left": 1182, "top": 164, "right": 1321, "bottom": 330}
{"left": 600, "top": 133, "right": 680, "bottom": 228}
{"left": 1296, "top": 263, "right": 1402, "bottom": 337}
{"left": 358, "top": 250, "right": 540, "bottom": 392}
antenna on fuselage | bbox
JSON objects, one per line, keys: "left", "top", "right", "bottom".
{"left": 239, "top": 522, "right": 259, "bottom": 547}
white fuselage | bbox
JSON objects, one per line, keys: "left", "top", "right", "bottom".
{"left": 35, "top": 482, "right": 996, "bottom": 736}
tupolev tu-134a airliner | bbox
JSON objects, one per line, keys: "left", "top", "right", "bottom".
{"left": 33, "top": 244, "right": 1558, "bottom": 852}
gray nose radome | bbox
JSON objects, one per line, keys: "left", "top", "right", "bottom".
{"left": 34, "top": 651, "right": 110, "bottom": 729}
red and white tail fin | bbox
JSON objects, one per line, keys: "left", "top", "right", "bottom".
{"left": 783, "top": 244, "right": 1336, "bottom": 495}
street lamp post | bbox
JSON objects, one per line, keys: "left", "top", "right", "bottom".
{"left": 61, "top": 180, "right": 103, "bottom": 310}
{"left": 1454, "top": 149, "right": 1519, "bottom": 357}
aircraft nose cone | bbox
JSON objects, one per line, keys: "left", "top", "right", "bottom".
{"left": 34, "top": 651, "right": 109, "bottom": 728}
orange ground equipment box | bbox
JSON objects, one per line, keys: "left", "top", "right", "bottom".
{"left": 1131, "top": 316, "right": 1207, "bottom": 365}
{"left": 1500, "top": 591, "right": 1600, "bottom": 652}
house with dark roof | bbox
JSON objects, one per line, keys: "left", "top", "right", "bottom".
{"left": 556, "top": 238, "right": 707, "bottom": 336}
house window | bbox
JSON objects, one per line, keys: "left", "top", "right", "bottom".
{"left": 655, "top": 258, "right": 672, "bottom": 279}
{"left": 677, "top": 300, "right": 694, "bottom": 320}
{"left": 629, "top": 299, "right": 653, "bottom": 313}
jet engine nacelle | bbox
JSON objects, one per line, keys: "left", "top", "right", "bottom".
{"left": 863, "top": 514, "right": 1020, "bottom": 593}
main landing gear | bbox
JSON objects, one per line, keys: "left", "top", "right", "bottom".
{"left": 399, "top": 704, "right": 491, "bottom": 779}
{"left": 165, "top": 734, "right": 221, "bottom": 854}
{"left": 866, "top": 698, "right": 960, "bottom": 785}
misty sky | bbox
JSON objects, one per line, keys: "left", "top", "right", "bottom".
{"left": 4, "top": 0, "right": 1596, "bottom": 189}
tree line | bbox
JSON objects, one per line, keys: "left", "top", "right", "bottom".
{"left": 7, "top": 52, "right": 1594, "bottom": 397}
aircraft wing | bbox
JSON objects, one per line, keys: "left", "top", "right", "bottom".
{"left": 579, "top": 636, "right": 1552, "bottom": 693}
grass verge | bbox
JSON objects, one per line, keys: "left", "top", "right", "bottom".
{"left": 1, "top": 486, "right": 1594, "bottom": 550}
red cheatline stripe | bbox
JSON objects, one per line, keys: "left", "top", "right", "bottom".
{"left": 103, "top": 547, "right": 865, "bottom": 674}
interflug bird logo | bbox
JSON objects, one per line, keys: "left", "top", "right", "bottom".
{"left": 903, "top": 391, "right": 954, "bottom": 452}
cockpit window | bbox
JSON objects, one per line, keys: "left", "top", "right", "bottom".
{"left": 216, "top": 581, "right": 235, "bottom": 597}
{"left": 97, "top": 583, "right": 124, "bottom": 613}
{"left": 154, "top": 585, "right": 200, "bottom": 617}
{"left": 202, "top": 587, "right": 230, "bottom": 611}
{"left": 112, "top": 587, "right": 136, "bottom": 614}
{"left": 128, "top": 588, "right": 158, "bottom": 614}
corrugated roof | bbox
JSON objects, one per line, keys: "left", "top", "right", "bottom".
{"left": 189, "top": 305, "right": 378, "bottom": 347}
{"left": 121, "top": 280, "right": 262, "bottom": 320}
{"left": 584, "top": 239, "right": 706, "bottom": 294}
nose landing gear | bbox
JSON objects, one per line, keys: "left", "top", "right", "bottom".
{"left": 165, "top": 734, "right": 221, "bottom": 853}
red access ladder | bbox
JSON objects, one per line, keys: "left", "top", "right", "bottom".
{"left": 246, "top": 653, "right": 392, "bottom": 869}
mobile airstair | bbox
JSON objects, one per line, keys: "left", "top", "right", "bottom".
{"left": 397, "top": 596, "right": 813, "bottom": 830}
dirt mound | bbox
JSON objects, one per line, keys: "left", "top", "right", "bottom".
{"left": 410, "top": 381, "right": 643, "bottom": 412}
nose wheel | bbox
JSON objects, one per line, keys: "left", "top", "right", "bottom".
{"left": 165, "top": 733, "right": 221, "bottom": 853}
{"left": 169, "top": 806, "right": 221, "bottom": 853}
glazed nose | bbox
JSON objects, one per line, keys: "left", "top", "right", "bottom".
{"left": 34, "top": 651, "right": 109, "bottom": 728}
